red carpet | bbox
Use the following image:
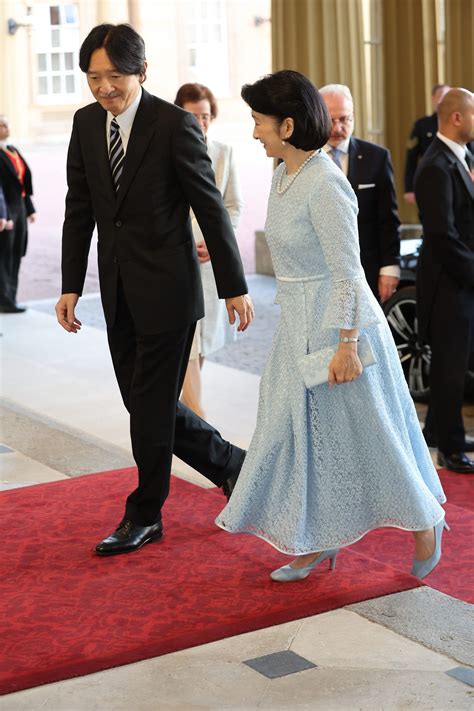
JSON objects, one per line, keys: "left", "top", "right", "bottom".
{"left": 0, "top": 469, "right": 424, "bottom": 696}
{"left": 352, "top": 469, "right": 474, "bottom": 603}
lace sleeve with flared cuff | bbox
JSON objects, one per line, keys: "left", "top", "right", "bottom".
{"left": 321, "top": 274, "right": 383, "bottom": 331}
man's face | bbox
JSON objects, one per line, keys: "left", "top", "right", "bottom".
{"left": 458, "top": 96, "right": 474, "bottom": 143}
{"left": 322, "top": 93, "right": 354, "bottom": 147}
{"left": 86, "top": 48, "right": 144, "bottom": 116}
{"left": 0, "top": 116, "right": 10, "bottom": 142}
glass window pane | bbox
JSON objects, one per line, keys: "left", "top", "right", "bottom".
{"left": 187, "top": 24, "right": 196, "bottom": 43}
{"left": 213, "top": 23, "right": 221, "bottom": 42}
{"left": 189, "top": 47, "right": 196, "bottom": 66}
{"left": 37, "top": 53, "right": 47, "bottom": 72}
{"left": 65, "top": 75, "right": 75, "bottom": 93}
{"left": 50, "top": 6, "right": 60, "bottom": 25}
{"left": 64, "top": 52, "right": 74, "bottom": 70}
{"left": 51, "top": 53, "right": 61, "bottom": 71}
{"left": 38, "top": 76, "right": 48, "bottom": 94}
{"left": 51, "top": 28, "right": 60, "bottom": 47}
{"left": 64, "top": 5, "right": 78, "bottom": 24}
{"left": 52, "top": 76, "right": 61, "bottom": 93}
{"left": 200, "top": 1, "right": 208, "bottom": 20}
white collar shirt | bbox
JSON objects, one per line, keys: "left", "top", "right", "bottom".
{"left": 323, "top": 137, "right": 350, "bottom": 176}
{"left": 106, "top": 87, "right": 142, "bottom": 154}
{"left": 436, "top": 131, "right": 470, "bottom": 174}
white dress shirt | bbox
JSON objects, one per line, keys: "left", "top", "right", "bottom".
{"left": 436, "top": 131, "right": 471, "bottom": 174}
{"left": 106, "top": 87, "right": 142, "bottom": 154}
{"left": 324, "top": 139, "right": 400, "bottom": 280}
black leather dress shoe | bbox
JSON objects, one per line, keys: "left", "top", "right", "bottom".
{"left": 0, "top": 304, "right": 26, "bottom": 313}
{"left": 437, "top": 451, "right": 474, "bottom": 474}
{"left": 95, "top": 518, "right": 163, "bottom": 556}
{"left": 464, "top": 436, "right": 474, "bottom": 451}
{"left": 222, "top": 450, "right": 246, "bottom": 500}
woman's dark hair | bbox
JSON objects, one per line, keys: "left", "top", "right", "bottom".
{"left": 174, "top": 83, "right": 218, "bottom": 119}
{"left": 79, "top": 24, "right": 146, "bottom": 77}
{"left": 241, "top": 70, "right": 331, "bottom": 150}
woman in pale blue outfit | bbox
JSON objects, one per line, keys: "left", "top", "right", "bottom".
{"left": 216, "top": 71, "right": 447, "bottom": 582}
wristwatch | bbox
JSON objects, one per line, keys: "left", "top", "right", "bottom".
{"left": 339, "top": 337, "right": 359, "bottom": 343}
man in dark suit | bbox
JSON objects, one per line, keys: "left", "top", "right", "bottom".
{"left": 320, "top": 84, "right": 400, "bottom": 303}
{"left": 0, "top": 115, "right": 36, "bottom": 313}
{"left": 404, "top": 84, "right": 450, "bottom": 205}
{"left": 415, "top": 88, "right": 474, "bottom": 474}
{"left": 55, "top": 24, "right": 254, "bottom": 555}
{"left": 0, "top": 183, "right": 8, "bottom": 228}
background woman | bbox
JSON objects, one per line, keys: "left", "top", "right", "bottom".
{"left": 174, "top": 83, "right": 243, "bottom": 418}
{"left": 216, "top": 71, "right": 446, "bottom": 583}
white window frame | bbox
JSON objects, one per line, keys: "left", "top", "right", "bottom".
{"left": 184, "top": 0, "right": 230, "bottom": 96}
{"left": 32, "top": 3, "right": 81, "bottom": 105}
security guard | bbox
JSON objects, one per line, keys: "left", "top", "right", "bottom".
{"left": 403, "top": 84, "right": 450, "bottom": 205}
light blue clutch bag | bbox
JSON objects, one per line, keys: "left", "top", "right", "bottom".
{"left": 297, "top": 334, "right": 377, "bottom": 388}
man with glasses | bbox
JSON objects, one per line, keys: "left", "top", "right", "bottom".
{"left": 320, "top": 84, "right": 400, "bottom": 303}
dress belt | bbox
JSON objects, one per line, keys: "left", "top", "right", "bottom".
{"left": 276, "top": 274, "right": 328, "bottom": 283}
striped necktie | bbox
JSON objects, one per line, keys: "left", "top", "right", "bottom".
{"left": 109, "top": 118, "right": 124, "bottom": 191}
{"left": 330, "top": 147, "right": 343, "bottom": 170}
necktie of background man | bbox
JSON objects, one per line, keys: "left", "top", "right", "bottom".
{"left": 330, "top": 147, "right": 343, "bottom": 170}
{"left": 109, "top": 118, "right": 124, "bottom": 191}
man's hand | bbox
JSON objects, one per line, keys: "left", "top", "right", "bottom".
{"left": 378, "top": 275, "right": 399, "bottom": 304}
{"left": 5, "top": 220, "right": 13, "bottom": 230}
{"left": 196, "top": 240, "right": 210, "bottom": 263}
{"left": 225, "top": 294, "right": 254, "bottom": 332}
{"left": 0, "top": 218, "right": 6, "bottom": 231}
{"left": 28, "top": 213, "right": 37, "bottom": 224}
{"left": 403, "top": 192, "right": 416, "bottom": 205}
{"left": 55, "top": 293, "right": 82, "bottom": 333}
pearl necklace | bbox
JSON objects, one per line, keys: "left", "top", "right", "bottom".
{"left": 276, "top": 150, "right": 318, "bottom": 195}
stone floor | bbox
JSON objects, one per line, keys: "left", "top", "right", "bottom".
{"left": 1, "top": 279, "right": 473, "bottom": 710}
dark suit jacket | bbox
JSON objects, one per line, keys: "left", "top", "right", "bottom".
{"left": 0, "top": 147, "right": 35, "bottom": 215}
{"left": 0, "top": 185, "right": 6, "bottom": 220}
{"left": 405, "top": 113, "right": 474, "bottom": 192}
{"left": 62, "top": 89, "right": 247, "bottom": 334}
{"left": 0, "top": 147, "right": 35, "bottom": 256}
{"left": 414, "top": 137, "right": 474, "bottom": 342}
{"left": 346, "top": 137, "right": 400, "bottom": 295}
{"left": 404, "top": 113, "right": 438, "bottom": 192}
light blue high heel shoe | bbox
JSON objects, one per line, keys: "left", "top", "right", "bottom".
{"left": 411, "top": 518, "right": 447, "bottom": 579}
{"left": 270, "top": 549, "right": 339, "bottom": 582}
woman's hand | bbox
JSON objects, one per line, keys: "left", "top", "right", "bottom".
{"left": 328, "top": 344, "right": 363, "bottom": 386}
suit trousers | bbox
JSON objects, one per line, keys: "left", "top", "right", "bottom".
{"left": 107, "top": 279, "right": 244, "bottom": 525}
{"left": 0, "top": 201, "right": 26, "bottom": 307}
{"left": 424, "top": 277, "right": 474, "bottom": 454}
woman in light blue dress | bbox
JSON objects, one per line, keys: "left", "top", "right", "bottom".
{"left": 216, "top": 71, "right": 447, "bottom": 583}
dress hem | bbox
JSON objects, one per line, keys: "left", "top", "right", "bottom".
{"left": 214, "top": 509, "right": 447, "bottom": 557}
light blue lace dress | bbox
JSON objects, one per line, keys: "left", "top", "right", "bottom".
{"left": 216, "top": 150, "right": 446, "bottom": 555}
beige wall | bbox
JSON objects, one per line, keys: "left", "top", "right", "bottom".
{"left": 0, "top": 0, "right": 31, "bottom": 138}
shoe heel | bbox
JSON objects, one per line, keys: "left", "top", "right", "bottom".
{"left": 329, "top": 554, "right": 337, "bottom": 570}
{"left": 443, "top": 521, "right": 450, "bottom": 532}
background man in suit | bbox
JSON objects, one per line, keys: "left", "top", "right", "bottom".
{"left": 0, "top": 183, "right": 8, "bottom": 229}
{"left": 320, "top": 84, "right": 400, "bottom": 303}
{"left": 415, "top": 88, "right": 474, "bottom": 474}
{"left": 0, "top": 115, "right": 36, "bottom": 313}
{"left": 55, "top": 24, "right": 253, "bottom": 555}
{"left": 404, "top": 84, "right": 451, "bottom": 205}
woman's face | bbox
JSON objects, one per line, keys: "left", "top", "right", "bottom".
{"left": 182, "top": 99, "right": 212, "bottom": 136}
{"left": 251, "top": 110, "right": 286, "bottom": 158}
